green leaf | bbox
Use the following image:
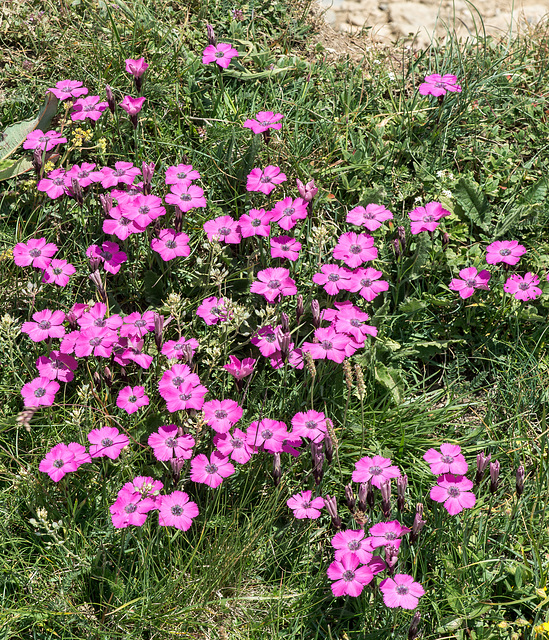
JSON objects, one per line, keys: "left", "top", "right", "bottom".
{"left": 374, "top": 363, "right": 404, "bottom": 404}
{"left": 494, "top": 178, "right": 548, "bottom": 238}
{"left": 453, "top": 177, "right": 491, "bottom": 232}
{"left": 0, "top": 157, "right": 33, "bottom": 181}
{"left": 0, "top": 92, "right": 59, "bottom": 162}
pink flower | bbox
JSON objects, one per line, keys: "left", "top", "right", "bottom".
{"left": 162, "top": 336, "right": 199, "bottom": 360}
{"left": 165, "top": 163, "right": 200, "bottom": 185}
{"left": 37, "top": 169, "right": 68, "bottom": 199}
{"left": 251, "top": 325, "right": 280, "bottom": 357}
{"left": 287, "top": 489, "right": 325, "bottom": 519}
{"left": 36, "top": 351, "right": 78, "bottom": 382}
{"left": 352, "top": 455, "right": 401, "bottom": 488}
{"left": 270, "top": 197, "right": 308, "bottom": 231}
{"left": 291, "top": 410, "right": 327, "bottom": 443}
{"left": 151, "top": 228, "right": 190, "bottom": 261}
{"left": 270, "top": 235, "right": 301, "bottom": 261}
{"left": 203, "top": 215, "right": 241, "bottom": 244}
{"left": 48, "top": 80, "right": 88, "bottom": 101}
{"left": 121, "top": 476, "right": 163, "bottom": 499}
{"left": 42, "top": 259, "right": 75, "bottom": 286}
{"left": 165, "top": 182, "right": 207, "bottom": 212}
{"left": 430, "top": 473, "right": 476, "bottom": 515}
{"left": 21, "top": 309, "right": 66, "bottom": 342}
{"left": 302, "top": 327, "right": 350, "bottom": 364}
{"left": 148, "top": 425, "right": 195, "bottom": 461}
{"left": 347, "top": 204, "right": 393, "bottom": 231}
{"left": 86, "top": 241, "right": 128, "bottom": 274}
{"left": 312, "top": 264, "right": 354, "bottom": 295}
{"left": 238, "top": 208, "right": 272, "bottom": 237}
{"left": 67, "top": 442, "right": 92, "bottom": 468}
{"left": 409, "top": 201, "right": 450, "bottom": 234}
{"left": 65, "top": 163, "right": 99, "bottom": 188}
{"left": 100, "top": 162, "right": 141, "bottom": 189}
{"left": 202, "top": 43, "right": 239, "bottom": 68}
{"left": 423, "top": 443, "right": 468, "bottom": 475}
{"left": 243, "top": 111, "right": 284, "bottom": 134}
{"left": 125, "top": 57, "right": 149, "bottom": 78}
{"left": 419, "top": 73, "right": 462, "bottom": 97}
{"left": 120, "top": 194, "right": 165, "bottom": 227}
{"left": 296, "top": 178, "right": 318, "bottom": 202}
{"left": 250, "top": 267, "right": 297, "bottom": 302}
{"left": 103, "top": 207, "right": 145, "bottom": 240}
{"left": 486, "top": 240, "right": 526, "bottom": 266}
{"left": 158, "top": 491, "right": 199, "bottom": 530}
{"left": 116, "top": 386, "right": 149, "bottom": 414}
{"left": 13, "top": 238, "right": 57, "bottom": 269}
{"left": 119, "top": 95, "right": 146, "bottom": 116}
{"left": 110, "top": 490, "right": 156, "bottom": 528}
{"left": 379, "top": 574, "right": 425, "bottom": 609}
{"left": 224, "top": 355, "right": 256, "bottom": 379}
{"left": 349, "top": 267, "right": 389, "bottom": 301}
{"left": 333, "top": 232, "right": 378, "bottom": 268}
{"left": 165, "top": 380, "right": 208, "bottom": 412}
{"left": 247, "top": 419, "right": 288, "bottom": 453}
{"left": 74, "top": 327, "right": 118, "bottom": 357}
{"left": 23, "top": 129, "right": 67, "bottom": 151}
{"left": 246, "top": 166, "right": 287, "bottom": 195}
{"left": 120, "top": 311, "right": 155, "bottom": 339}
{"left": 331, "top": 529, "right": 373, "bottom": 564}
{"left": 88, "top": 426, "right": 129, "bottom": 459}
{"left": 78, "top": 303, "right": 122, "bottom": 331}
{"left": 203, "top": 399, "right": 243, "bottom": 433}
{"left": 70, "top": 95, "right": 108, "bottom": 122}
{"left": 39, "top": 443, "right": 79, "bottom": 481}
{"left": 504, "top": 272, "right": 542, "bottom": 301}
{"left": 214, "top": 428, "right": 255, "bottom": 464}
{"left": 327, "top": 554, "right": 374, "bottom": 597}
{"left": 367, "top": 520, "right": 411, "bottom": 550}
{"left": 190, "top": 451, "right": 235, "bottom": 488}
{"left": 333, "top": 306, "right": 377, "bottom": 342}
{"left": 448, "top": 267, "right": 491, "bottom": 299}
{"left": 196, "top": 296, "right": 231, "bottom": 325}
{"left": 158, "top": 364, "right": 199, "bottom": 399}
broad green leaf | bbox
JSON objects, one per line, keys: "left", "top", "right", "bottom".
{"left": 0, "top": 157, "right": 33, "bottom": 181}
{"left": 453, "top": 177, "right": 491, "bottom": 232}
{"left": 374, "top": 363, "right": 404, "bottom": 404}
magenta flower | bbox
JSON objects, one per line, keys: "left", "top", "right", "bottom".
{"left": 13, "top": 238, "right": 57, "bottom": 269}
{"left": 327, "top": 555, "right": 374, "bottom": 597}
{"left": 121, "top": 476, "right": 163, "bottom": 499}
{"left": 368, "top": 521, "right": 411, "bottom": 550}
{"left": 347, "top": 203, "right": 393, "bottom": 231}
{"left": 504, "top": 272, "right": 542, "bottom": 301}
{"left": 23, "top": 129, "right": 67, "bottom": 151}
{"left": 486, "top": 240, "right": 527, "bottom": 266}
{"left": 165, "top": 163, "right": 200, "bottom": 185}
{"left": 116, "top": 386, "right": 149, "bottom": 414}
{"left": 120, "top": 194, "right": 165, "bottom": 227}
{"left": 247, "top": 419, "right": 288, "bottom": 453}
{"left": 165, "top": 182, "right": 207, "bottom": 213}
{"left": 379, "top": 574, "right": 425, "bottom": 609}
{"left": 331, "top": 529, "right": 373, "bottom": 564}
{"left": 312, "top": 264, "right": 354, "bottom": 295}
{"left": 148, "top": 425, "right": 195, "bottom": 461}
{"left": 203, "top": 215, "right": 241, "bottom": 244}
{"left": 224, "top": 355, "right": 256, "bottom": 379}
{"left": 203, "top": 399, "right": 243, "bottom": 434}
{"left": 334, "top": 306, "right": 377, "bottom": 343}
{"left": 287, "top": 489, "right": 325, "bottom": 519}
{"left": 196, "top": 296, "right": 231, "bottom": 325}
{"left": 250, "top": 267, "right": 297, "bottom": 302}
{"left": 48, "top": 80, "right": 88, "bottom": 101}
{"left": 119, "top": 95, "right": 146, "bottom": 116}
{"left": 21, "top": 309, "right": 66, "bottom": 342}
{"left": 419, "top": 73, "right": 462, "bottom": 97}
{"left": 214, "top": 428, "right": 255, "bottom": 464}
{"left": 270, "top": 197, "right": 308, "bottom": 231}
{"left": 88, "top": 426, "right": 129, "bottom": 459}
{"left": 165, "top": 380, "right": 208, "bottom": 412}
{"left": 36, "top": 351, "right": 78, "bottom": 382}
{"left": 158, "top": 364, "right": 199, "bottom": 399}
{"left": 243, "top": 111, "right": 284, "bottom": 134}
{"left": 409, "top": 201, "right": 450, "bottom": 234}
{"left": 65, "top": 162, "right": 99, "bottom": 188}
{"left": 103, "top": 207, "right": 145, "bottom": 240}
{"left": 251, "top": 325, "right": 281, "bottom": 357}
{"left": 296, "top": 178, "right": 318, "bottom": 202}
{"left": 120, "top": 311, "right": 155, "bottom": 339}
{"left": 74, "top": 327, "right": 117, "bottom": 357}
{"left": 270, "top": 235, "right": 301, "bottom": 261}
{"left": 78, "top": 303, "right": 122, "bottom": 331}
{"left": 86, "top": 241, "right": 128, "bottom": 274}
{"left": 239, "top": 208, "right": 272, "bottom": 238}
{"left": 37, "top": 169, "right": 68, "bottom": 199}
{"left": 39, "top": 443, "right": 79, "bottom": 481}
{"left": 333, "top": 232, "right": 378, "bottom": 268}
{"left": 352, "top": 455, "right": 401, "bottom": 488}
{"left": 67, "top": 442, "right": 92, "bottom": 468}
{"left": 110, "top": 490, "right": 156, "bottom": 528}
{"left": 424, "top": 443, "right": 468, "bottom": 475}
{"left": 448, "top": 267, "right": 491, "bottom": 299}
{"left": 70, "top": 95, "right": 108, "bottom": 121}
{"left": 100, "top": 162, "right": 141, "bottom": 189}
{"left": 125, "top": 57, "right": 149, "bottom": 78}
{"left": 202, "top": 42, "right": 239, "bottom": 68}
{"left": 430, "top": 473, "right": 476, "bottom": 515}
{"left": 161, "top": 336, "right": 199, "bottom": 360}
{"left": 151, "top": 228, "right": 190, "bottom": 261}
{"left": 190, "top": 451, "right": 235, "bottom": 488}
{"left": 42, "top": 259, "right": 75, "bottom": 287}
{"left": 291, "top": 410, "right": 327, "bottom": 443}
{"left": 302, "top": 327, "right": 350, "bottom": 364}
{"left": 349, "top": 267, "right": 389, "bottom": 301}
{"left": 246, "top": 166, "right": 287, "bottom": 195}
{"left": 158, "top": 491, "right": 199, "bottom": 530}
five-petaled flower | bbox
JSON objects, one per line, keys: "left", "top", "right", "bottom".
{"left": 202, "top": 43, "right": 239, "bottom": 68}
{"left": 419, "top": 74, "right": 462, "bottom": 97}
{"left": 287, "top": 489, "right": 325, "bottom": 519}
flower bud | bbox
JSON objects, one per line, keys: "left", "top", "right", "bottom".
{"left": 489, "top": 460, "right": 500, "bottom": 494}
{"left": 105, "top": 84, "right": 116, "bottom": 114}
{"left": 310, "top": 441, "right": 324, "bottom": 485}
{"left": 32, "top": 148, "right": 43, "bottom": 175}
{"left": 311, "top": 299, "right": 321, "bottom": 329}
{"left": 296, "top": 178, "right": 318, "bottom": 202}
{"left": 296, "top": 294, "right": 304, "bottom": 325}
{"left": 410, "top": 503, "right": 425, "bottom": 544}
{"left": 324, "top": 432, "right": 333, "bottom": 464}
{"left": 516, "top": 465, "right": 525, "bottom": 497}
{"left": 358, "top": 482, "right": 368, "bottom": 512}
{"left": 154, "top": 312, "right": 165, "bottom": 351}
{"left": 70, "top": 177, "right": 84, "bottom": 207}
{"left": 345, "top": 483, "right": 356, "bottom": 513}
{"left": 408, "top": 612, "right": 421, "bottom": 640}
{"left": 324, "top": 494, "right": 342, "bottom": 529}
{"left": 385, "top": 544, "right": 399, "bottom": 575}
{"left": 273, "top": 452, "right": 281, "bottom": 486}
{"left": 170, "top": 456, "right": 186, "bottom": 484}
{"left": 206, "top": 24, "right": 217, "bottom": 46}
{"left": 280, "top": 311, "right": 290, "bottom": 333}
{"left": 397, "top": 474, "right": 407, "bottom": 512}
{"left": 89, "top": 270, "right": 107, "bottom": 303}
{"left": 475, "top": 451, "right": 491, "bottom": 485}
{"left": 142, "top": 161, "right": 155, "bottom": 196}
{"left": 380, "top": 479, "right": 391, "bottom": 519}
{"left": 100, "top": 192, "right": 113, "bottom": 216}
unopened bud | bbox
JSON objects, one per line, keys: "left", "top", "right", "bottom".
{"left": 324, "top": 494, "right": 342, "bottom": 529}
{"left": 103, "top": 366, "right": 112, "bottom": 388}
{"left": 311, "top": 299, "right": 321, "bottom": 329}
{"left": 105, "top": 84, "right": 116, "bottom": 114}
{"left": 489, "top": 460, "right": 500, "bottom": 494}
{"left": 442, "top": 232, "right": 450, "bottom": 249}
{"left": 296, "top": 295, "right": 304, "bottom": 324}
{"left": 397, "top": 474, "right": 407, "bottom": 512}
{"left": 280, "top": 312, "right": 290, "bottom": 333}
{"left": 182, "top": 344, "right": 194, "bottom": 365}
{"left": 273, "top": 452, "right": 281, "bottom": 486}
{"left": 392, "top": 237, "right": 402, "bottom": 258}
{"left": 206, "top": 24, "right": 217, "bottom": 46}
{"left": 408, "top": 612, "right": 421, "bottom": 640}
{"left": 410, "top": 503, "right": 425, "bottom": 544}
{"left": 345, "top": 483, "right": 356, "bottom": 513}
{"left": 358, "top": 482, "right": 368, "bottom": 512}
{"left": 385, "top": 544, "right": 399, "bottom": 575}
{"left": 380, "top": 480, "right": 391, "bottom": 519}
{"left": 32, "top": 148, "right": 43, "bottom": 174}
{"left": 100, "top": 192, "right": 113, "bottom": 216}
{"left": 170, "top": 456, "right": 185, "bottom": 484}
{"left": 142, "top": 161, "right": 155, "bottom": 196}
{"left": 516, "top": 465, "right": 525, "bottom": 497}
{"left": 325, "top": 433, "right": 333, "bottom": 464}
{"left": 154, "top": 312, "right": 165, "bottom": 350}
{"left": 296, "top": 178, "right": 318, "bottom": 202}
{"left": 475, "top": 451, "right": 491, "bottom": 485}
{"left": 89, "top": 270, "right": 107, "bottom": 303}
{"left": 70, "top": 177, "right": 84, "bottom": 207}
{"left": 279, "top": 330, "right": 291, "bottom": 362}
{"left": 311, "top": 441, "right": 324, "bottom": 485}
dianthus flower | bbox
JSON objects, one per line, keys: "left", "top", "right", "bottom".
{"left": 121, "top": 476, "right": 163, "bottom": 500}
{"left": 116, "top": 386, "right": 149, "bottom": 414}
{"left": 202, "top": 42, "right": 239, "bottom": 68}
{"left": 113, "top": 337, "right": 153, "bottom": 369}
{"left": 88, "top": 426, "right": 130, "bottom": 459}
{"left": 109, "top": 490, "right": 156, "bottom": 528}
{"left": 39, "top": 443, "right": 79, "bottom": 482}
{"left": 119, "top": 95, "right": 146, "bottom": 117}
{"left": 70, "top": 95, "right": 108, "bottom": 122}
{"left": 203, "top": 399, "right": 243, "bottom": 434}
{"left": 301, "top": 327, "right": 350, "bottom": 364}
{"left": 333, "top": 232, "right": 378, "bottom": 268}
{"left": 246, "top": 419, "right": 288, "bottom": 453}
{"left": 238, "top": 208, "right": 272, "bottom": 237}
{"left": 103, "top": 207, "right": 145, "bottom": 240}
{"left": 23, "top": 129, "right": 67, "bottom": 151}
{"left": 485, "top": 240, "right": 526, "bottom": 266}
{"left": 352, "top": 455, "right": 401, "bottom": 488}
{"left": 42, "top": 259, "right": 75, "bottom": 287}
{"left": 246, "top": 166, "right": 286, "bottom": 195}
{"left": 120, "top": 311, "right": 155, "bottom": 339}
{"left": 161, "top": 336, "right": 199, "bottom": 360}
{"left": 148, "top": 424, "right": 195, "bottom": 461}
{"left": 327, "top": 555, "right": 374, "bottom": 597}
{"left": 165, "top": 182, "right": 207, "bottom": 212}
{"left": 65, "top": 162, "right": 98, "bottom": 188}
{"left": 158, "top": 491, "right": 199, "bottom": 530}
{"left": 77, "top": 303, "right": 122, "bottom": 331}
{"left": 430, "top": 473, "right": 476, "bottom": 515}
{"left": 504, "top": 272, "right": 542, "bottom": 301}
{"left": 190, "top": 451, "right": 235, "bottom": 488}
{"left": 13, "top": 238, "right": 57, "bottom": 269}
{"left": 37, "top": 168, "right": 68, "bottom": 199}
{"left": 165, "top": 163, "right": 200, "bottom": 185}
{"left": 333, "top": 306, "right": 377, "bottom": 342}
{"left": 214, "top": 428, "right": 255, "bottom": 464}
{"left": 36, "top": 351, "right": 78, "bottom": 382}
{"left": 86, "top": 241, "right": 128, "bottom": 274}
{"left": 151, "top": 228, "right": 190, "bottom": 260}
{"left": 409, "top": 201, "right": 450, "bottom": 234}
{"left": 419, "top": 73, "right": 462, "bottom": 97}
{"left": 196, "top": 296, "right": 231, "bottom": 325}
{"left": 448, "top": 267, "right": 490, "bottom": 299}
{"left": 367, "top": 521, "right": 411, "bottom": 550}
{"left": 349, "top": 267, "right": 389, "bottom": 301}
{"left": 423, "top": 443, "right": 468, "bottom": 475}
{"left": 331, "top": 529, "right": 374, "bottom": 564}
{"left": 165, "top": 379, "right": 208, "bottom": 412}
{"left": 379, "top": 574, "right": 425, "bottom": 609}
{"left": 203, "top": 215, "right": 241, "bottom": 244}
{"left": 120, "top": 194, "right": 165, "bottom": 228}
{"left": 99, "top": 162, "right": 141, "bottom": 189}
{"left": 251, "top": 325, "right": 281, "bottom": 357}
{"left": 269, "top": 197, "right": 308, "bottom": 230}
{"left": 312, "top": 264, "right": 354, "bottom": 295}
{"left": 287, "top": 489, "right": 325, "bottom": 519}
{"left": 74, "top": 326, "right": 118, "bottom": 357}
{"left": 347, "top": 203, "right": 393, "bottom": 231}
{"left": 22, "top": 309, "right": 66, "bottom": 342}
{"left": 67, "top": 442, "right": 92, "bottom": 468}
{"left": 270, "top": 235, "right": 301, "bottom": 261}
{"left": 48, "top": 80, "right": 88, "bottom": 101}
{"left": 243, "top": 111, "right": 284, "bottom": 134}
{"left": 158, "top": 364, "right": 199, "bottom": 400}
{"left": 291, "top": 410, "right": 327, "bottom": 443}
{"left": 269, "top": 345, "right": 304, "bottom": 370}
{"left": 125, "top": 57, "right": 148, "bottom": 78}
{"left": 250, "top": 267, "right": 297, "bottom": 302}
{"left": 224, "top": 355, "right": 256, "bottom": 379}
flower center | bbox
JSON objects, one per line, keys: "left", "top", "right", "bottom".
{"left": 396, "top": 585, "right": 409, "bottom": 595}
{"left": 251, "top": 218, "right": 261, "bottom": 227}
{"left": 267, "top": 279, "right": 281, "bottom": 289}
{"left": 441, "top": 455, "right": 454, "bottom": 464}
{"left": 301, "top": 500, "right": 311, "bottom": 509}
{"left": 205, "top": 463, "right": 218, "bottom": 474}
{"left": 214, "top": 51, "right": 225, "bottom": 58}
{"left": 281, "top": 244, "right": 290, "bottom": 251}
{"left": 232, "top": 437, "right": 243, "bottom": 448}
{"left": 364, "top": 212, "right": 374, "bottom": 219}
{"left": 29, "top": 248, "right": 41, "bottom": 257}
{"left": 385, "top": 531, "right": 397, "bottom": 540}
{"left": 128, "top": 396, "right": 137, "bottom": 403}
{"left": 119, "top": 217, "right": 130, "bottom": 226}
{"left": 101, "top": 438, "right": 114, "bottom": 447}
{"left": 465, "top": 279, "right": 476, "bottom": 287}
{"left": 369, "top": 465, "right": 382, "bottom": 475}
{"left": 53, "top": 178, "right": 65, "bottom": 186}
{"left": 94, "top": 318, "right": 106, "bottom": 327}
{"left": 282, "top": 207, "right": 295, "bottom": 216}
{"left": 348, "top": 540, "right": 361, "bottom": 550}
{"left": 165, "top": 437, "right": 177, "bottom": 448}
{"left": 78, "top": 170, "right": 90, "bottom": 178}
{"left": 179, "top": 392, "right": 192, "bottom": 401}
{"left": 84, "top": 104, "right": 96, "bottom": 112}
{"left": 518, "top": 282, "right": 530, "bottom": 290}
{"left": 124, "top": 503, "right": 137, "bottom": 513}
{"left": 165, "top": 240, "right": 177, "bottom": 249}
{"left": 328, "top": 273, "right": 340, "bottom": 282}
{"left": 171, "top": 505, "right": 184, "bottom": 516}
{"left": 52, "top": 267, "right": 63, "bottom": 275}
{"left": 499, "top": 248, "right": 511, "bottom": 256}
{"left": 260, "top": 120, "right": 271, "bottom": 126}
{"left": 423, "top": 215, "right": 435, "bottom": 223}
{"left": 305, "top": 420, "right": 317, "bottom": 429}
{"left": 261, "top": 429, "right": 273, "bottom": 440}
{"left": 177, "top": 171, "right": 187, "bottom": 179}
{"left": 39, "top": 136, "right": 49, "bottom": 143}
{"left": 134, "top": 319, "right": 146, "bottom": 327}
{"left": 172, "top": 376, "right": 185, "bottom": 386}
{"left": 113, "top": 169, "right": 126, "bottom": 176}
{"left": 350, "top": 318, "right": 361, "bottom": 327}
{"left": 447, "top": 486, "right": 460, "bottom": 497}
{"left": 138, "top": 206, "right": 150, "bottom": 215}
{"left": 361, "top": 278, "right": 372, "bottom": 287}
{"left": 349, "top": 244, "right": 362, "bottom": 254}
{"left": 342, "top": 570, "right": 356, "bottom": 582}
{"left": 214, "top": 410, "right": 228, "bottom": 420}
{"left": 260, "top": 175, "right": 273, "bottom": 184}
{"left": 218, "top": 227, "right": 231, "bottom": 236}
{"left": 53, "top": 459, "right": 64, "bottom": 468}
{"left": 34, "top": 387, "right": 46, "bottom": 398}
{"left": 180, "top": 193, "right": 192, "bottom": 201}
{"left": 320, "top": 340, "right": 333, "bottom": 350}
{"left": 100, "top": 250, "right": 113, "bottom": 260}
{"left": 89, "top": 337, "right": 103, "bottom": 346}
{"left": 38, "top": 320, "right": 52, "bottom": 330}
{"left": 265, "top": 334, "right": 276, "bottom": 343}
